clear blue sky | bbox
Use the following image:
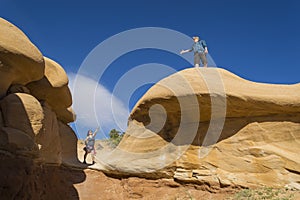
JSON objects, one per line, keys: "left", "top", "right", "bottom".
{"left": 1, "top": 0, "right": 299, "bottom": 138}
{"left": 2, "top": 0, "right": 299, "bottom": 83}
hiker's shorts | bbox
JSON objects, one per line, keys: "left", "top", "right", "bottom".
{"left": 194, "top": 52, "right": 207, "bottom": 66}
{"left": 84, "top": 146, "right": 96, "bottom": 155}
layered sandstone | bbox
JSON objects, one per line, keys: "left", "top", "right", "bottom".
{"left": 100, "top": 68, "right": 300, "bottom": 189}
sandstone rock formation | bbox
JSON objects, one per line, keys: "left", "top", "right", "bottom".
{"left": 27, "top": 56, "right": 75, "bottom": 123}
{"left": 35, "top": 102, "right": 62, "bottom": 164}
{"left": 56, "top": 106, "right": 76, "bottom": 124}
{"left": 58, "top": 121, "right": 81, "bottom": 166}
{"left": 100, "top": 68, "right": 300, "bottom": 189}
{"left": 1, "top": 16, "right": 299, "bottom": 198}
{"left": 0, "top": 18, "right": 44, "bottom": 98}
{"left": 1, "top": 93, "right": 44, "bottom": 137}
{"left": 0, "top": 17, "right": 78, "bottom": 166}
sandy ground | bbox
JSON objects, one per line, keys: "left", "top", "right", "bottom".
{"left": 74, "top": 169, "right": 238, "bottom": 200}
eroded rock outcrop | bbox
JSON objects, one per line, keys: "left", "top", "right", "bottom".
{"left": 0, "top": 17, "right": 78, "bottom": 163}
{"left": 27, "top": 57, "right": 75, "bottom": 123}
{"left": 58, "top": 120, "right": 80, "bottom": 166}
{"left": 1, "top": 93, "right": 44, "bottom": 137}
{"left": 101, "top": 68, "right": 300, "bottom": 189}
{"left": 0, "top": 17, "right": 81, "bottom": 199}
{"left": 0, "top": 18, "right": 44, "bottom": 98}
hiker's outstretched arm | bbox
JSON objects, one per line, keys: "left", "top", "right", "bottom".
{"left": 180, "top": 49, "right": 192, "bottom": 54}
{"left": 93, "top": 127, "right": 99, "bottom": 137}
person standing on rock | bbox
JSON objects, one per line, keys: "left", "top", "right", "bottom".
{"left": 180, "top": 36, "right": 209, "bottom": 67}
{"left": 83, "top": 127, "right": 99, "bottom": 164}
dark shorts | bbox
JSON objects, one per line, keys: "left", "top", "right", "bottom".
{"left": 84, "top": 146, "right": 96, "bottom": 155}
{"left": 194, "top": 52, "right": 207, "bottom": 65}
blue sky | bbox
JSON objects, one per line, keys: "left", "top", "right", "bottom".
{"left": 1, "top": 0, "right": 299, "bottom": 138}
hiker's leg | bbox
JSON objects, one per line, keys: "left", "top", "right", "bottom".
{"left": 200, "top": 53, "right": 208, "bottom": 67}
{"left": 83, "top": 151, "right": 88, "bottom": 164}
{"left": 91, "top": 150, "right": 96, "bottom": 164}
{"left": 194, "top": 53, "right": 200, "bottom": 68}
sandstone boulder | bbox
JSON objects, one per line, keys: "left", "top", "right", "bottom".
{"left": 2, "top": 127, "right": 37, "bottom": 153}
{"left": 0, "top": 18, "right": 44, "bottom": 98}
{"left": 100, "top": 68, "right": 300, "bottom": 188}
{"left": 26, "top": 57, "right": 74, "bottom": 123}
{"left": 0, "top": 93, "right": 44, "bottom": 137}
{"left": 35, "top": 102, "right": 62, "bottom": 165}
{"left": 130, "top": 67, "right": 300, "bottom": 122}
{"left": 58, "top": 121, "right": 80, "bottom": 166}
{"left": 56, "top": 106, "right": 76, "bottom": 124}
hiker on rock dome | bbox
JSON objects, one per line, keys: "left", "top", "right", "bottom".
{"left": 180, "top": 36, "right": 208, "bottom": 68}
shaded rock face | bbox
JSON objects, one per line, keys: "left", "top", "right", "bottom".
{"left": 58, "top": 121, "right": 81, "bottom": 166}
{"left": 35, "top": 102, "right": 62, "bottom": 164}
{"left": 1, "top": 93, "right": 44, "bottom": 138}
{"left": 0, "top": 154, "right": 85, "bottom": 200}
{"left": 104, "top": 68, "right": 300, "bottom": 188}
